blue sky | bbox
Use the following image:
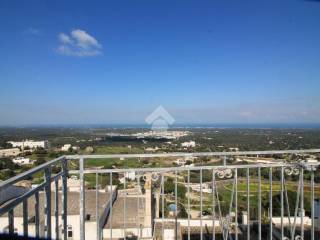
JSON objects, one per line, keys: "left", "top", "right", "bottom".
{"left": 0, "top": 0, "right": 320, "bottom": 125}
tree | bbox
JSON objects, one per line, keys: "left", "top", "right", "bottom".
{"left": 35, "top": 157, "right": 46, "bottom": 166}
{"left": 164, "top": 179, "right": 186, "bottom": 200}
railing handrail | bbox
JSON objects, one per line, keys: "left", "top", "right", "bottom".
{"left": 68, "top": 162, "right": 320, "bottom": 174}
{"left": 1, "top": 149, "right": 319, "bottom": 189}
{"left": 65, "top": 148, "right": 320, "bottom": 159}
{"left": 0, "top": 155, "right": 65, "bottom": 189}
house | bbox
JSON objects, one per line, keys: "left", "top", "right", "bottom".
{"left": 181, "top": 141, "right": 196, "bottom": 148}
{"left": 303, "top": 158, "right": 318, "bottom": 171}
{"left": 174, "top": 156, "right": 196, "bottom": 166}
{"left": 7, "top": 140, "right": 49, "bottom": 149}
{"left": 229, "top": 147, "right": 239, "bottom": 151}
{"left": 0, "top": 190, "right": 109, "bottom": 240}
{"left": 119, "top": 171, "right": 136, "bottom": 184}
{"left": 174, "top": 158, "right": 187, "bottom": 166}
{"left": 189, "top": 183, "right": 213, "bottom": 193}
{"left": 145, "top": 147, "right": 160, "bottom": 152}
{"left": 12, "top": 157, "right": 32, "bottom": 165}
{"left": 50, "top": 176, "right": 87, "bottom": 192}
{"left": 61, "top": 144, "right": 72, "bottom": 151}
{"left": 72, "top": 146, "right": 80, "bottom": 151}
{"left": 85, "top": 146, "right": 94, "bottom": 153}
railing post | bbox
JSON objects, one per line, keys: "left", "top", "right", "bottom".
{"left": 123, "top": 174, "right": 126, "bottom": 240}
{"left": 187, "top": 170, "right": 190, "bottom": 240}
{"left": 96, "top": 172, "right": 100, "bottom": 240}
{"left": 54, "top": 178, "right": 59, "bottom": 239}
{"left": 44, "top": 167, "right": 52, "bottom": 239}
{"left": 62, "top": 157, "right": 68, "bottom": 240}
{"left": 8, "top": 209, "right": 14, "bottom": 235}
{"left": 175, "top": 170, "right": 178, "bottom": 240}
{"left": 35, "top": 191, "right": 40, "bottom": 238}
{"left": 110, "top": 172, "right": 113, "bottom": 239}
{"left": 269, "top": 168, "right": 272, "bottom": 240}
{"left": 247, "top": 168, "right": 250, "bottom": 240}
{"left": 235, "top": 168, "right": 238, "bottom": 240}
{"left": 311, "top": 166, "right": 315, "bottom": 240}
{"left": 280, "top": 167, "right": 284, "bottom": 240}
{"left": 23, "top": 199, "right": 28, "bottom": 237}
{"left": 161, "top": 174, "right": 165, "bottom": 240}
{"left": 80, "top": 157, "right": 85, "bottom": 240}
{"left": 212, "top": 170, "right": 216, "bottom": 240}
{"left": 258, "top": 167, "right": 261, "bottom": 240}
{"left": 300, "top": 168, "right": 304, "bottom": 239}
{"left": 200, "top": 168, "right": 203, "bottom": 240}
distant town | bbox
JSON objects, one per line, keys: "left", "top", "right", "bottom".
{"left": 1, "top": 127, "right": 320, "bottom": 239}
{"left": 1, "top": 127, "right": 320, "bottom": 181}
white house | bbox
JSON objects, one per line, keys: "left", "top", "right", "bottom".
{"left": 61, "top": 144, "right": 72, "bottom": 151}
{"left": 181, "top": 141, "right": 196, "bottom": 148}
{"left": 174, "top": 158, "right": 187, "bottom": 166}
{"left": 0, "top": 191, "right": 109, "bottom": 240}
{"left": 189, "top": 183, "right": 213, "bottom": 193}
{"left": 12, "top": 157, "right": 32, "bottom": 165}
{"left": 303, "top": 158, "right": 318, "bottom": 171}
{"left": 119, "top": 171, "right": 136, "bottom": 184}
{"left": 174, "top": 158, "right": 193, "bottom": 166}
{"left": 229, "top": 147, "right": 239, "bottom": 151}
{"left": 72, "top": 146, "right": 80, "bottom": 151}
{"left": 8, "top": 140, "right": 49, "bottom": 149}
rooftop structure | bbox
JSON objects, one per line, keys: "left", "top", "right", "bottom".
{"left": 181, "top": 141, "right": 196, "bottom": 148}
{"left": 7, "top": 140, "right": 49, "bottom": 149}
{"left": 12, "top": 157, "right": 32, "bottom": 165}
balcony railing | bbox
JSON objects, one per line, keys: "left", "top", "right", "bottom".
{"left": 1, "top": 149, "right": 320, "bottom": 240}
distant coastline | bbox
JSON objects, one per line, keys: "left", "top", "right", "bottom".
{"left": 1, "top": 123, "right": 320, "bottom": 129}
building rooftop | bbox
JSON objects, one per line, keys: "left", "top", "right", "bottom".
{"left": 1, "top": 190, "right": 109, "bottom": 222}
{"left": 104, "top": 196, "right": 145, "bottom": 229}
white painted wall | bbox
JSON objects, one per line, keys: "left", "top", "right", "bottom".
{"left": 103, "top": 227, "right": 152, "bottom": 239}
{"left": 0, "top": 215, "right": 98, "bottom": 240}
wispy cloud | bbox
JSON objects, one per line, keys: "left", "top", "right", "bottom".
{"left": 57, "top": 29, "right": 102, "bottom": 57}
{"left": 23, "top": 27, "right": 41, "bottom": 36}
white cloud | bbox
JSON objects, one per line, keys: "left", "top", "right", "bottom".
{"left": 24, "top": 27, "right": 41, "bottom": 36}
{"left": 57, "top": 29, "right": 102, "bottom": 57}
{"left": 58, "top": 33, "right": 72, "bottom": 44}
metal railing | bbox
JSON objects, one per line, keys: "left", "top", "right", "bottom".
{"left": 0, "top": 149, "right": 320, "bottom": 240}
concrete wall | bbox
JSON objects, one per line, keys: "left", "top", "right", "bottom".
{"left": 0, "top": 215, "right": 98, "bottom": 240}
{"left": 103, "top": 227, "right": 152, "bottom": 239}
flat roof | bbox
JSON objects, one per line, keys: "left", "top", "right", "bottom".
{"left": 104, "top": 196, "right": 145, "bottom": 229}
{"left": 1, "top": 190, "right": 109, "bottom": 222}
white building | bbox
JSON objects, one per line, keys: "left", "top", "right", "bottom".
{"left": 0, "top": 148, "right": 21, "bottom": 157}
{"left": 8, "top": 140, "right": 49, "bottom": 149}
{"left": 103, "top": 175, "right": 153, "bottom": 239}
{"left": 0, "top": 191, "right": 109, "bottom": 240}
{"left": 181, "top": 141, "right": 196, "bottom": 148}
{"left": 229, "top": 147, "right": 239, "bottom": 151}
{"left": 50, "top": 176, "right": 87, "bottom": 192}
{"left": 174, "top": 158, "right": 187, "bottom": 166}
{"left": 12, "top": 157, "right": 32, "bottom": 165}
{"left": 189, "top": 183, "right": 212, "bottom": 193}
{"left": 119, "top": 171, "right": 136, "bottom": 184}
{"left": 304, "top": 158, "right": 318, "bottom": 171}
{"left": 72, "top": 146, "right": 80, "bottom": 151}
{"left": 174, "top": 157, "right": 195, "bottom": 166}
{"left": 61, "top": 144, "right": 72, "bottom": 151}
